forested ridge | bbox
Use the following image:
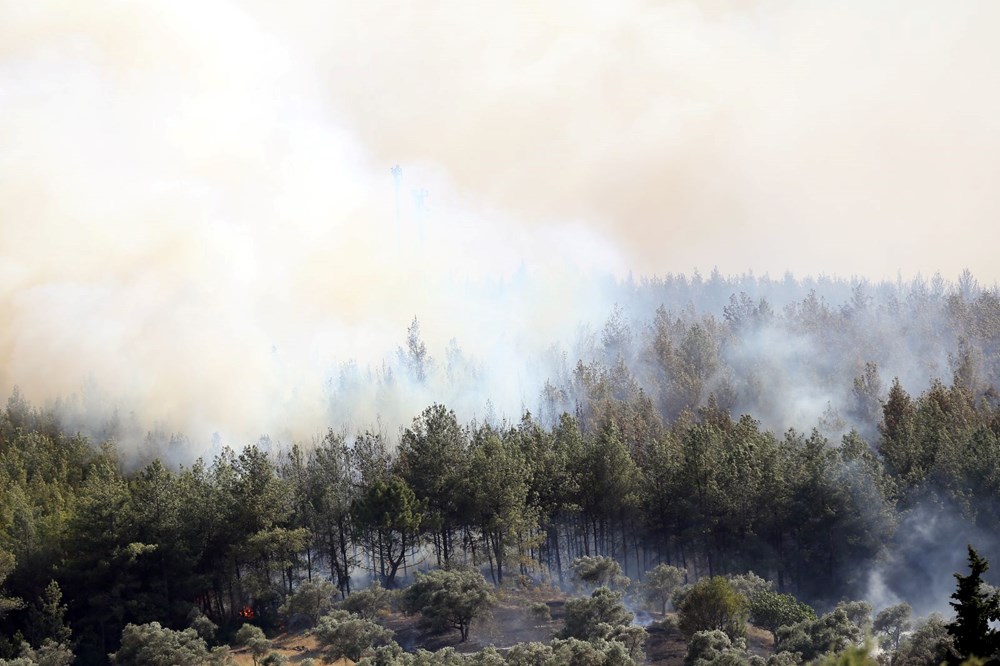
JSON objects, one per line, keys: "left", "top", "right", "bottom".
{"left": 3, "top": 273, "right": 1000, "bottom": 663}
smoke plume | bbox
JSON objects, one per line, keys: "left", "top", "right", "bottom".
{"left": 1, "top": 0, "right": 998, "bottom": 448}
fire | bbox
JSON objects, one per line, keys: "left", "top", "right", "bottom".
{"left": 239, "top": 606, "right": 255, "bottom": 619}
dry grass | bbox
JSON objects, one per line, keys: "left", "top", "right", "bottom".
{"left": 226, "top": 584, "right": 776, "bottom": 665}
{"left": 227, "top": 631, "right": 352, "bottom": 665}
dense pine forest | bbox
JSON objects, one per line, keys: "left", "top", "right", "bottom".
{"left": 3, "top": 273, "right": 1000, "bottom": 664}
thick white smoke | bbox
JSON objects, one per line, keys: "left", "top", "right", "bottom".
{"left": 1, "top": 0, "right": 997, "bottom": 451}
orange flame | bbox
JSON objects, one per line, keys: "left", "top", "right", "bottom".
{"left": 239, "top": 606, "right": 255, "bottom": 619}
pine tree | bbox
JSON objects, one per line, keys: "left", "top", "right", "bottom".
{"left": 948, "top": 545, "right": 1000, "bottom": 662}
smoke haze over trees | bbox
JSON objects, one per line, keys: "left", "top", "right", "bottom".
{"left": 4, "top": 1, "right": 1000, "bottom": 663}
{"left": 4, "top": 272, "right": 1000, "bottom": 660}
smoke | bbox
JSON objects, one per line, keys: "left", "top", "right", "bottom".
{"left": 2, "top": 0, "right": 999, "bottom": 448}
{"left": 249, "top": 0, "right": 1000, "bottom": 278}
{"left": 0, "top": 0, "right": 625, "bottom": 447}
{"left": 867, "top": 501, "right": 1000, "bottom": 617}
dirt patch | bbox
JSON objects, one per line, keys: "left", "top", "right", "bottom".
{"left": 226, "top": 586, "right": 774, "bottom": 665}
{"left": 228, "top": 632, "right": 351, "bottom": 665}
{"left": 380, "top": 588, "right": 565, "bottom": 654}
{"left": 746, "top": 624, "right": 775, "bottom": 658}
{"left": 644, "top": 615, "right": 688, "bottom": 666}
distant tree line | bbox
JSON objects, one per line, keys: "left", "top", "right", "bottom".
{"left": 4, "top": 274, "right": 1000, "bottom": 662}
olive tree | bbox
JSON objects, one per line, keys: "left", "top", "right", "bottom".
{"left": 340, "top": 581, "right": 394, "bottom": 620}
{"left": 402, "top": 569, "right": 494, "bottom": 642}
{"left": 234, "top": 624, "right": 272, "bottom": 666}
{"left": 774, "top": 609, "right": 862, "bottom": 662}
{"left": 748, "top": 589, "right": 815, "bottom": 639}
{"left": 558, "top": 587, "right": 646, "bottom": 664}
{"left": 312, "top": 609, "right": 394, "bottom": 661}
{"left": 110, "top": 622, "right": 227, "bottom": 665}
{"left": 678, "top": 577, "right": 749, "bottom": 640}
{"left": 642, "top": 564, "right": 686, "bottom": 614}
{"left": 569, "top": 556, "right": 631, "bottom": 591}
{"left": 278, "top": 578, "right": 337, "bottom": 626}
{"left": 873, "top": 603, "right": 912, "bottom": 652}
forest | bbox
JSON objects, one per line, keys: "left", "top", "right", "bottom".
{"left": 3, "top": 272, "right": 1000, "bottom": 664}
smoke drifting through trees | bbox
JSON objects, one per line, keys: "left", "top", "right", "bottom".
{"left": 5, "top": 0, "right": 1000, "bottom": 450}
{"left": 4, "top": 3, "right": 1000, "bottom": 661}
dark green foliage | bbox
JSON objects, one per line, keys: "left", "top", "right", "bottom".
{"left": 0, "top": 552, "right": 23, "bottom": 619}
{"left": 23, "top": 582, "right": 72, "bottom": 650}
{"left": 353, "top": 477, "right": 424, "bottom": 587}
{"left": 261, "top": 653, "right": 288, "bottom": 666}
{"left": 948, "top": 546, "right": 1000, "bottom": 662}
{"left": 467, "top": 425, "right": 533, "bottom": 585}
{"left": 678, "top": 577, "right": 749, "bottom": 640}
{"left": 398, "top": 405, "right": 467, "bottom": 567}
{"left": 748, "top": 589, "right": 815, "bottom": 638}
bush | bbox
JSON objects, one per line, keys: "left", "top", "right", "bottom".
{"left": 834, "top": 601, "right": 873, "bottom": 635}
{"left": 312, "top": 609, "right": 394, "bottom": 661}
{"left": 725, "top": 573, "right": 772, "bottom": 601}
{"left": 529, "top": 602, "right": 551, "bottom": 622}
{"left": 278, "top": 578, "right": 337, "bottom": 625}
{"left": 672, "top": 583, "right": 694, "bottom": 610}
{"left": 551, "top": 636, "right": 638, "bottom": 665}
{"left": 678, "top": 577, "right": 749, "bottom": 640}
{"left": 775, "top": 609, "right": 861, "bottom": 662}
{"left": 684, "top": 630, "right": 762, "bottom": 666}
{"left": 505, "top": 641, "right": 554, "bottom": 666}
{"left": 557, "top": 587, "right": 646, "bottom": 664}
{"left": 872, "top": 603, "right": 912, "bottom": 652}
{"left": 2, "top": 639, "right": 75, "bottom": 666}
{"left": 110, "top": 622, "right": 227, "bottom": 665}
{"left": 402, "top": 569, "right": 494, "bottom": 642}
{"left": 235, "top": 624, "right": 272, "bottom": 666}
{"left": 355, "top": 641, "right": 413, "bottom": 666}
{"left": 748, "top": 589, "right": 816, "bottom": 637}
{"left": 187, "top": 611, "right": 218, "bottom": 643}
{"left": 558, "top": 587, "right": 633, "bottom": 640}
{"left": 569, "top": 556, "right": 631, "bottom": 590}
{"left": 642, "top": 564, "right": 686, "bottom": 614}
{"left": 341, "top": 581, "right": 394, "bottom": 620}
{"left": 893, "top": 614, "right": 959, "bottom": 666}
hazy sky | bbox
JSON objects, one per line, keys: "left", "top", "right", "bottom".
{"left": 1, "top": 0, "right": 998, "bottom": 442}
